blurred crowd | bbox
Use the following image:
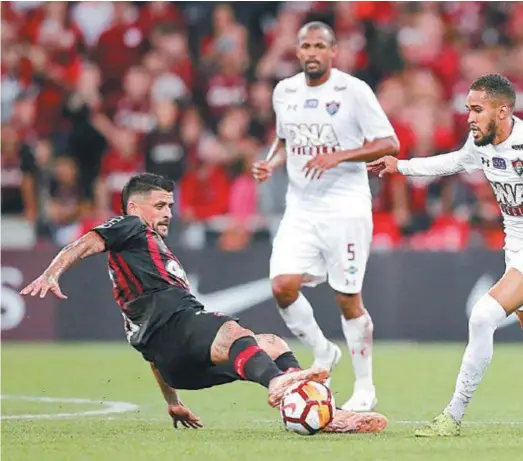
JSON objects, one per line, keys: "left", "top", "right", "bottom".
{"left": 2, "top": 1, "right": 523, "bottom": 251}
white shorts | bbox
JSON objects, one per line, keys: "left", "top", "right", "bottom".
{"left": 505, "top": 248, "right": 523, "bottom": 275}
{"left": 503, "top": 249, "right": 523, "bottom": 312}
{"left": 269, "top": 211, "right": 372, "bottom": 294}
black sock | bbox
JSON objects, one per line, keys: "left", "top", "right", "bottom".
{"left": 229, "top": 336, "right": 283, "bottom": 388}
{"left": 275, "top": 351, "right": 302, "bottom": 372}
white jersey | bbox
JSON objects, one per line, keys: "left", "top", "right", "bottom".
{"left": 398, "top": 117, "right": 523, "bottom": 252}
{"left": 273, "top": 68, "right": 396, "bottom": 216}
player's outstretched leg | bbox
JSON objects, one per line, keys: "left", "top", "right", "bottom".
{"left": 210, "top": 322, "right": 329, "bottom": 408}
{"left": 415, "top": 268, "right": 523, "bottom": 437}
{"left": 255, "top": 333, "right": 387, "bottom": 433}
{"left": 336, "top": 292, "right": 376, "bottom": 412}
{"left": 272, "top": 275, "right": 342, "bottom": 377}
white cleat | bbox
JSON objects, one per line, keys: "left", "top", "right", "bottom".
{"left": 313, "top": 342, "right": 342, "bottom": 387}
{"left": 341, "top": 389, "right": 378, "bottom": 412}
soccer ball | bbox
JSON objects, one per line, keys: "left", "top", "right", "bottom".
{"left": 280, "top": 381, "right": 336, "bottom": 435}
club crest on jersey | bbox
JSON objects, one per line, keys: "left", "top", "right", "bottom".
{"left": 325, "top": 101, "right": 340, "bottom": 116}
{"left": 512, "top": 158, "right": 523, "bottom": 176}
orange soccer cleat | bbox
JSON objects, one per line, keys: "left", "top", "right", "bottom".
{"left": 322, "top": 409, "right": 388, "bottom": 434}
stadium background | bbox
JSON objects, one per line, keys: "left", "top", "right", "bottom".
{"left": 2, "top": 1, "right": 523, "bottom": 341}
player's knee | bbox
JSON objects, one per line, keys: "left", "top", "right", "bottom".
{"left": 211, "top": 321, "right": 255, "bottom": 363}
{"left": 228, "top": 324, "right": 255, "bottom": 343}
{"left": 255, "top": 333, "right": 290, "bottom": 360}
{"left": 469, "top": 295, "right": 500, "bottom": 331}
{"left": 335, "top": 292, "right": 364, "bottom": 320}
{"left": 271, "top": 276, "right": 301, "bottom": 308}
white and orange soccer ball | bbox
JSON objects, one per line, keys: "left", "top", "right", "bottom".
{"left": 280, "top": 381, "right": 336, "bottom": 435}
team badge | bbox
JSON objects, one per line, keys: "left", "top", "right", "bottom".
{"left": 512, "top": 158, "right": 523, "bottom": 176}
{"left": 325, "top": 101, "right": 340, "bottom": 116}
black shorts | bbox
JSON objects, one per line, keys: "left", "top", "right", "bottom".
{"left": 141, "top": 306, "right": 243, "bottom": 390}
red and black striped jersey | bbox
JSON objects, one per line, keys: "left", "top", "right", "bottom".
{"left": 91, "top": 215, "right": 196, "bottom": 346}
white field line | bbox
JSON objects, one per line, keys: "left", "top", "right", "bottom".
{"left": 2, "top": 397, "right": 521, "bottom": 426}
{"left": 0, "top": 394, "right": 138, "bottom": 420}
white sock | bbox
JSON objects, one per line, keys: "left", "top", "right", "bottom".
{"left": 341, "top": 309, "right": 374, "bottom": 392}
{"left": 445, "top": 294, "right": 507, "bottom": 423}
{"left": 278, "top": 292, "right": 329, "bottom": 357}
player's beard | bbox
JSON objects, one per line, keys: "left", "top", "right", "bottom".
{"left": 156, "top": 221, "right": 169, "bottom": 237}
{"left": 303, "top": 62, "right": 326, "bottom": 81}
{"left": 473, "top": 119, "right": 496, "bottom": 146}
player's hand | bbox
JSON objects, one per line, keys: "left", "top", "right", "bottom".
{"left": 252, "top": 160, "right": 272, "bottom": 183}
{"left": 367, "top": 156, "right": 399, "bottom": 178}
{"left": 303, "top": 152, "right": 343, "bottom": 180}
{"left": 168, "top": 403, "right": 203, "bottom": 429}
{"left": 20, "top": 275, "right": 67, "bottom": 299}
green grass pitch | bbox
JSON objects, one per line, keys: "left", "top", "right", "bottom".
{"left": 2, "top": 341, "right": 522, "bottom": 461}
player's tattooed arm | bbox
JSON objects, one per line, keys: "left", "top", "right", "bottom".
{"left": 150, "top": 362, "right": 203, "bottom": 429}
{"left": 44, "top": 231, "right": 105, "bottom": 280}
{"left": 20, "top": 231, "right": 105, "bottom": 299}
{"left": 150, "top": 362, "right": 180, "bottom": 405}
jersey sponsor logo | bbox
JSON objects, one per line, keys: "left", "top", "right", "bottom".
{"left": 490, "top": 181, "right": 523, "bottom": 216}
{"left": 166, "top": 260, "right": 189, "bottom": 285}
{"left": 512, "top": 158, "right": 523, "bottom": 175}
{"left": 511, "top": 144, "right": 523, "bottom": 150}
{"left": 481, "top": 157, "right": 490, "bottom": 167}
{"left": 333, "top": 85, "right": 347, "bottom": 92}
{"left": 304, "top": 99, "right": 319, "bottom": 109}
{"left": 285, "top": 123, "right": 340, "bottom": 150}
{"left": 284, "top": 87, "right": 297, "bottom": 93}
{"left": 286, "top": 104, "right": 298, "bottom": 111}
{"left": 492, "top": 157, "right": 506, "bottom": 170}
{"left": 325, "top": 101, "right": 340, "bottom": 116}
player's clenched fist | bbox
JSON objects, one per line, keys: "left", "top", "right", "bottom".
{"left": 367, "top": 156, "right": 399, "bottom": 178}
{"left": 252, "top": 160, "right": 273, "bottom": 183}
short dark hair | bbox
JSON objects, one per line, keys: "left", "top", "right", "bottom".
{"left": 469, "top": 74, "right": 516, "bottom": 110}
{"left": 298, "top": 21, "right": 336, "bottom": 46}
{"left": 121, "top": 173, "right": 175, "bottom": 215}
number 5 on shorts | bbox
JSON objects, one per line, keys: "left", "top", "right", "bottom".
{"left": 347, "top": 243, "right": 355, "bottom": 261}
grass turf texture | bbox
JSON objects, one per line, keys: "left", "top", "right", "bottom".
{"left": 2, "top": 342, "right": 522, "bottom": 461}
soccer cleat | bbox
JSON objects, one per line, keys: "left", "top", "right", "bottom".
{"left": 414, "top": 412, "right": 461, "bottom": 437}
{"left": 341, "top": 388, "right": 377, "bottom": 412}
{"left": 322, "top": 409, "right": 388, "bottom": 434}
{"left": 313, "top": 342, "right": 342, "bottom": 387}
{"left": 267, "top": 367, "right": 329, "bottom": 408}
